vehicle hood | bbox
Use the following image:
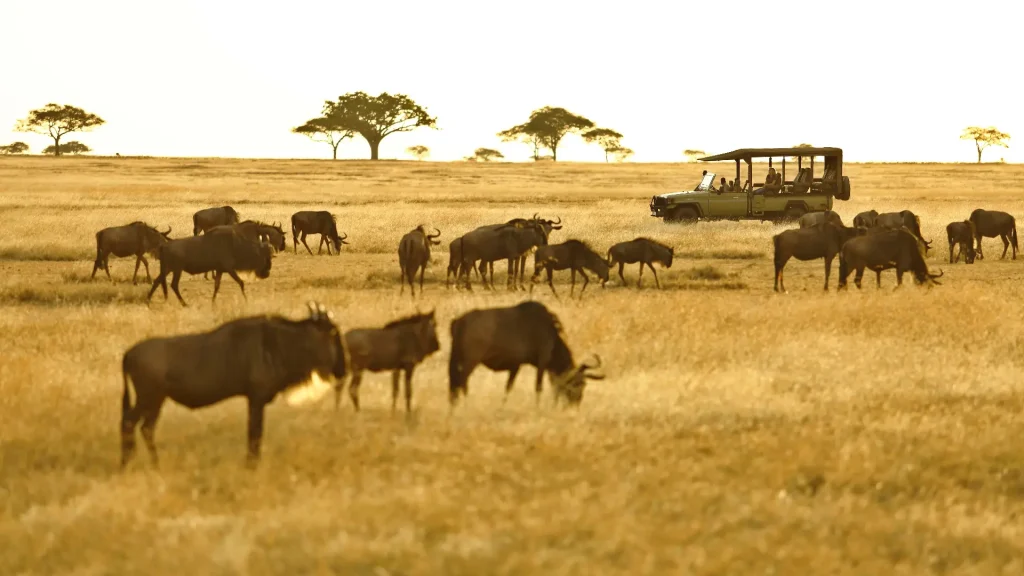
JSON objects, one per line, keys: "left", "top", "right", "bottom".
{"left": 656, "top": 190, "right": 707, "bottom": 199}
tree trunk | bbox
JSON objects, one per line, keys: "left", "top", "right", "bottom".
{"left": 552, "top": 147, "right": 557, "bottom": 162}
{"left": 976, "top": 141, "right": 982, "bottom": 164}
{"left": 332, "top": 142, "right": 339, "bottom": 160}
{"left": 368, "top": 138, "right": 381, "bottom": 160}
{"left": 52, "top": 135, "right": 61, "bottom": 157}
{"left": 605, "top": 150, "right": 609, "bottom": 163}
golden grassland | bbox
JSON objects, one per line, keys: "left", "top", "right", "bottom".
{"left": 2, "top": 156, "right": 1024, "bottom": 574}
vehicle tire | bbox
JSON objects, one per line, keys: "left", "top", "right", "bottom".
{"left": 666, "top": 206, "right": 699, "bottom": 223}
{"left": 784, "top": 205, "right": 806, "bottom": 222}
{"left": 834, "top": 176, "right": 851, "bottom": 201}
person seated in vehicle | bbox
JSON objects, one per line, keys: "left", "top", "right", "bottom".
{"left": 719, "top": 177, "right": 730, "bottom": 193}
{"left": 755, "top": 168, "right": 782, "bottom": 195}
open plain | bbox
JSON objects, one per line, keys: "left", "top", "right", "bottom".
{"left": 2, "top": 156, "right": 1024, "bottom": 574}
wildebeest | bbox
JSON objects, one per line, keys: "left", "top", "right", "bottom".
{"left": 291, "top": 211, "right": 349, "bottom": 255}
{"left": 876, "top": 210, "right": 932, "bottom": 253}
{"left": 336, "top": 310, "right": 440, "bottom": 413}
{"left": 772, "top": 222, "right": 865, "bottom": 292}
{"left": 448, "top": 301, "right": 605, "bottom": 407}
{"left": 120, "top": 301, "right": 349, "bottom": 468}
{"left": 450, "top": 215, "right": 561, "bottom": 291}
{"left": 91, "top": 221, "right": 172, "bottom": 284}
{"left": 798, "top": 210, "right": 844, "bottom": 229}
{"left": 852, "top": 210, "right": 879, "bottom": 228}
{"left": 606, "top": 237, "right": 674, "bottom": 288}
{"left": 531, "top": 239, "right": 611, "bottom": 298}
{"left": 398, "top": 226, "right": 442, "bottom": 297}
{"left": 946, "top": 220, "right": 977, "bottom": 264}
{"left": 211, "top": 220, "right": 287, "bottom": 253}
{"left": 452, "top": 224, "right": 520, "bottom": 291}
{"left": 147, "top": 227, "right": 274, "bottom": 306}
{"left": 968, "top": 209, "right": 1018, "bottom": 260}
{"left": 193, "top": 206, "right": 240, "bottom": 236}
{"left": 837, "top": 228, "right": 943, "bottom": 290}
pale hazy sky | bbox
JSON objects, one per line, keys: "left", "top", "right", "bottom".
{"left": 1, "top": 1, "right": 1020, "bottom": 162}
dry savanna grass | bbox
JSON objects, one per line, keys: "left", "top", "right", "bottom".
{"left": 2, "top": 155, "right": 1024, "bottom": 574}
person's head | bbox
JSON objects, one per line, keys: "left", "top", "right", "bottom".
{"left": 702, "top": 170, "right": 707, "bottom": 176}
{"left": 720, "top": 177, "right": 726, "bottom": 184}
{"left": 768, "top": 167, "right": 777, "bottom": 175}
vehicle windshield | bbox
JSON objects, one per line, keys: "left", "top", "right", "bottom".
{"left": 696, "top": 172, "right": 716, "bottom": 191}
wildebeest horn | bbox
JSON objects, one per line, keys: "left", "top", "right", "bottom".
{"left": 532, "top": 212, "right": 539, "bottom": 220}
{"left": 340, "top": 232, "right": 349, "bottom": 244}
{"left": 429, "top": 227, "right": 441, "bottom": 238}
{"left": 163, "top": 226, "right": 172, "bottom": 236}
{"left": 307, "top": 301, "right": 319, "bottom": 319}
{"left": 553, "top": 215, "right": 561, "bottom": 225}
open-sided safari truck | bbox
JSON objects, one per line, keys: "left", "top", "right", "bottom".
{"left": 649, "top": 147, "right": 851, "bottom": 223}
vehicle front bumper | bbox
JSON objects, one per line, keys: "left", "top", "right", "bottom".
{"left": 650, "top": 196, "right": 668, "bottom": 217}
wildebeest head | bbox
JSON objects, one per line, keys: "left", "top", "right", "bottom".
{"left": 265, "top": 221, "right": 287, "bottom": 252}
{"left": 551, "top": 354, "right": 605, "bottom": 406}
{"left": 533, "top": 213, "right": 563, "bottom": 234}
{"left": 415, "top": 309, "right": 441, "bottom": 355}
{"left": 251, "top": 237, "right": 274, "bottom": 279}
{"left": 306, "top": 301, "right": 350, "bottom": 380}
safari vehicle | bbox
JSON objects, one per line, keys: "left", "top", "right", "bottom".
{"left": 649, "top": 147, "right": 851, "bottom": 223}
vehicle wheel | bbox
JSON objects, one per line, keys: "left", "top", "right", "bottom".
{"left": 784, "top": 206, "right": 806, "bottom": 222}
{"left": 666, "top": 206, "right": 698, "bottom": 223}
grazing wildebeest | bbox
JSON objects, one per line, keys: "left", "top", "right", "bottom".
{"left": 772, "top": 222, "right": 865, "bottom": 292}
{"left": 852, "top": 210, "right": 879, "bottom": 228}
{"left": 798, "top": 210, "right": 844, "bottom": 229}
{"left": 530, "top": 240, "right": 611, "bottom": 299}
{"left": 876, "top": 210, "right": 932, "bottom": 254}
{"left": 968, "top": 209, "right": 1018, "bottom": 260}
{"left": 211, "top": 220, "right": 287, "bottom": 253}
{"left": 838, "top": 228, "right": 943, "bottom": 290}
{"left": 91, "top": 221, "right": 172, "bottom": 284}
{"left": 448, "top": 301, "right": 605, "bottom": 407}
{"left": 193, "top": 206, "right": 240, "bottom": 236}
{"left": 453, "top": 224, "right": 520, "bottom": 291}
{"left": 120, "top": 301, "right": 349, "bottom": 468}
{"left": 606, "top": 237, "right": 674, "bottom": 288}
{"left": 449, "top": 215, "right": 561, "bottom": 290}
{"left": 476, "top": 219, "right": 555, "bottom": 291}
{"left": 398, "top": 226, "right": 441, "bottom": 297}
{"left": 291, "top": 211, "right": 349, "bottom": 255}
{"left": 336, "top": 310, "right": 441, "bottom": 413}
{"left": 946, "top": 220, "right": 977, "bottom": 264}
{"left": 147, "top": 227, "right": 273, "bottom": 307}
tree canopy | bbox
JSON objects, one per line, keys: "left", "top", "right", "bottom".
{"left": 406, "top": 145, "right": 430, "bottom": 160}
{"left": 583, "top": 128, "right": 624, "bottom": 162}
{"left": 42, "top": 141, "right": 91, "bottom": 155}
{"left": 683, "top": 149, "right": 706, "bottom": 162}
{"left": 292, "top": 114, "right": 353, "bottom": 160}
{"left": 498, "top": 107, "right": 595, "bottom": 161}
{"left": 466, "top": 148, "right": 504, "bottom": 162}
{"left": 960, "top": 126, "right": 1010, "bottom": 163}
{"left": 324, "top": 92, "right": 437, "bottom": 160}
{"left": 15, "top": 104, "right": 104, "bottom": 156}
{"left": 0, "top": 142, "right": 28, "bottom": 154}
{"left": 790, "top": 143, "right": 814, "bottom": 161}
{"left": 608, "top": 146, "right": 633, "bottom": 162}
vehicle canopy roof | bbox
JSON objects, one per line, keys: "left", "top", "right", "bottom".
{"left": 699, "top": 147, "right": 842, "bottom": 162}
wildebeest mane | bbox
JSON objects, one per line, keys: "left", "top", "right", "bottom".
{"left": 636, "top": 237, "right": 672, "bottom": 252}
{"left": 383, "top": 311, "right": 432, "bottom": 329}
{"left": 513, "top": 301, "right": 573, "bottom": 370}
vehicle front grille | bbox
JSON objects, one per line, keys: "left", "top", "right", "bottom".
{"left": 650, "top": 196, "right": 668, "bottom": 207}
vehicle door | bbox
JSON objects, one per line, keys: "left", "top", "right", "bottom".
{"left": 709, "top": 187, "right": 748, "bottom": 217}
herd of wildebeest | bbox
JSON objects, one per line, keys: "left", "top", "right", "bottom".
{"left": 87, "top": 203, "right": 1017, "bottom": 468}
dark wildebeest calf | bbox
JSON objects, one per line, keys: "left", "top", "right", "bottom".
{"left": 193, "top": 206, "right": 240, "bottom": 235}
{"left": 606, "top": 237, "right": 674, "bottom": 288}
{"left": 968, "top": 209, "right": 1018, "bottom": 260}
{"left": 291, "top": 211, "right": 348, "bottom": 255}
{"left": 336, "top": 310, "right": 441, "bottom": 413}
{"left": 798, "top": 210, "right": 844, "bottom": 229}
{"left": 147, "top": 228, "right": 273, "bottom": 307}
{"left": 121, "top": 301, "right": 349, "bottom": 468}
{"left": 772, "top": 222, "right": 864, "bottom": 292}
{"left": 448, "top": 301, "right": 605, "bottom": 408}
{"left": 398, "top": 226, "right": 441, "bottom": 297}
{"left": 838, "top": 228, "right": 943, "bottom": 290}
{"left": 946, "top": 220, "right": 977, "bottom": 264}
{"left": 852, "top": 210, "right": 879, "bottom": 228}
{"left": 91, "top": 221, "right": 172, "bottom": 284}
{"left": 876, "top": 210, "right": 933, "bottom": 254}
{"left": 531, "top": 240, "right": 611, "bottom": 299}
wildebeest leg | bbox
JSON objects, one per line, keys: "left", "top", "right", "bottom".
{"left": 519, "top": 255, "right": 528, "bottom": 290}
{"left": 212, "top": 271, "right": 223, "bottom": 301}
{"left": 170, "top": 270, "right": 188, "bottom": 307}
{"left": 543, "top": 267, "right": 559, "bottom": 299}
{"left": 823, "top": 255, "right": 833, "bottom": 291}
{"left": 949, "top": 239, "right": 957, "bottom": 264}
{"left": 120, "top": 382, "right": 142, "bottom": 468}
{"left": 301, "top": 232, "right": 314, "bottom": 255}
{"left": 647, "top": 262, "right": 661, "bottom": 289}
{"left": 132, "top": 256, "right": 143, "bottom": 285}
{"left": 853, "top": 267, "right": 864, "bottom": 289}
{"left": 637, "top": 263, "right": 644, "bottom": 288}
{"left": 246, "top": 399, "right": 266, "bottom": 467}
{"left": 403, "top": 367, "right": 414, "bottom": 413}
{"left": 875, "top": 270, "right": 882, "bottom": 289}
{"left": 333, "top": 374, "right": 347, "bottom": 410}
{"left": 348, "top": 372, "right": 363, "bottom": 411}
{"left": 534, "top": 365, "right": 546, "bottom": 407}
{"left": 317, "top": 235, "right": 325, "bottom": 255}
{"left": 226, "top": 270, "right": 247, "bottom": 300}
{"left": 391, "top": 370, "right": 401, "bottom": 412}
{"left": 91, "top": 247, "right": 103, "bottom": 280}
{"left": 774, "top": 254, "right": 791, "bottom": 293}
{"left": 1000, "top": 234, "right": 1009, "bottom": 259}
{"left": 140, "top": 255, "right": 152, "bottom": 283}
{"left": 503, "top": 366, "right": 521, "bottom": 404}
{"left": 418, "top": 264, "right": 425, "bottom": 296}
{"left": 147, "top": 272, "right": 166, "bottom": 302}
{"left": 895, "top": 269, "right": 904, "bottom": 288}
{"left": 448, "top": 358, "right": 473, "bottom": 407}
{"left": 139, "top": 399, "right": 165, "bottom": 467}
{"left": 578, "top": 268, "right": 591, "bottom": 298}
{"left": 569, "top": 268, "right": 577, "bottom": 297}
{"left": 617, "top": 262, "right": 626, "bottom": 286}
{"left": 399, "top": 264, "right": 406, "bottom": 296}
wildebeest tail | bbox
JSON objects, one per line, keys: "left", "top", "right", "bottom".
{"left": 771, "top": 234, "right": 783, "bottom": 269}
{"left": 1012, "top": 218, "right": 1019, "bottom": 249}
{"left": 121, "top": 361, "right": 134, "bottom": 416}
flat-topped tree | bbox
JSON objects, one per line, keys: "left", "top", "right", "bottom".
{"left": 406, "top": 145, "right": 430, "bottom": 160}
{"left": 583, "top": 128, "right": 624, "bottom": 162}
{"left": 16, "top": 104, "right": 104, "bottom": 156}
{"left": 499, "top": 107, "right": 594, "bottom": 162}
{"left": 466, "top": 148, "right": 503, "bottom": 162}
{"left": 608, "top": 146, "right": 633, "bottom": 162}
{"left": 325, "top": 92, "right": 437, "bottom": 160}
{"left": 43, "top": 141, "right": 91, "bottom": 155}
{"left": 292, "top": 113, "right": 353, "bottom": 160}
{"left": 683, "top": 149, "right": 706, "bottom": 162}
{"left": 961, "top": 126, "right": 1010, "bottom": 163}
{"left": 0, "top": 142, "right": 28, "bottom": 154}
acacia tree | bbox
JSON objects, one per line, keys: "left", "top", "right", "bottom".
{"left": 324, "top": 92, "right": 437, "bottom": 160}
{"left": 43, "top": 141, "right": 91, "bottom": 155}
{"left": 498, "top": 107, "right": 595, "bottom": 161}
{"left": 15, "top": 104, "right": 104, "bottom": 156}
{"left": 406, "top": 145, "right": 430, "bottom": 160}
{"left": 683, "top": 149, "right": 706, "bottom": 162}
{"left": 790, "top": 143, "right": 814, "bottom": 161}
{"left": 292, "top": 114, "right": 353, "bottom": 160}
{"left": 466, "top": 148, "right": 504, "bottom": 162}
{"left": 583, "top": 128, "right": 624, "bottom": 162}
{"left": 0, "top": 142, "right": 28, "bottom": 154}
{"left": 608, "top": 146, "right": 633, "bottom": 162}
{"left": 961, "top": 126, "right": 1010, "bottom": 163}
